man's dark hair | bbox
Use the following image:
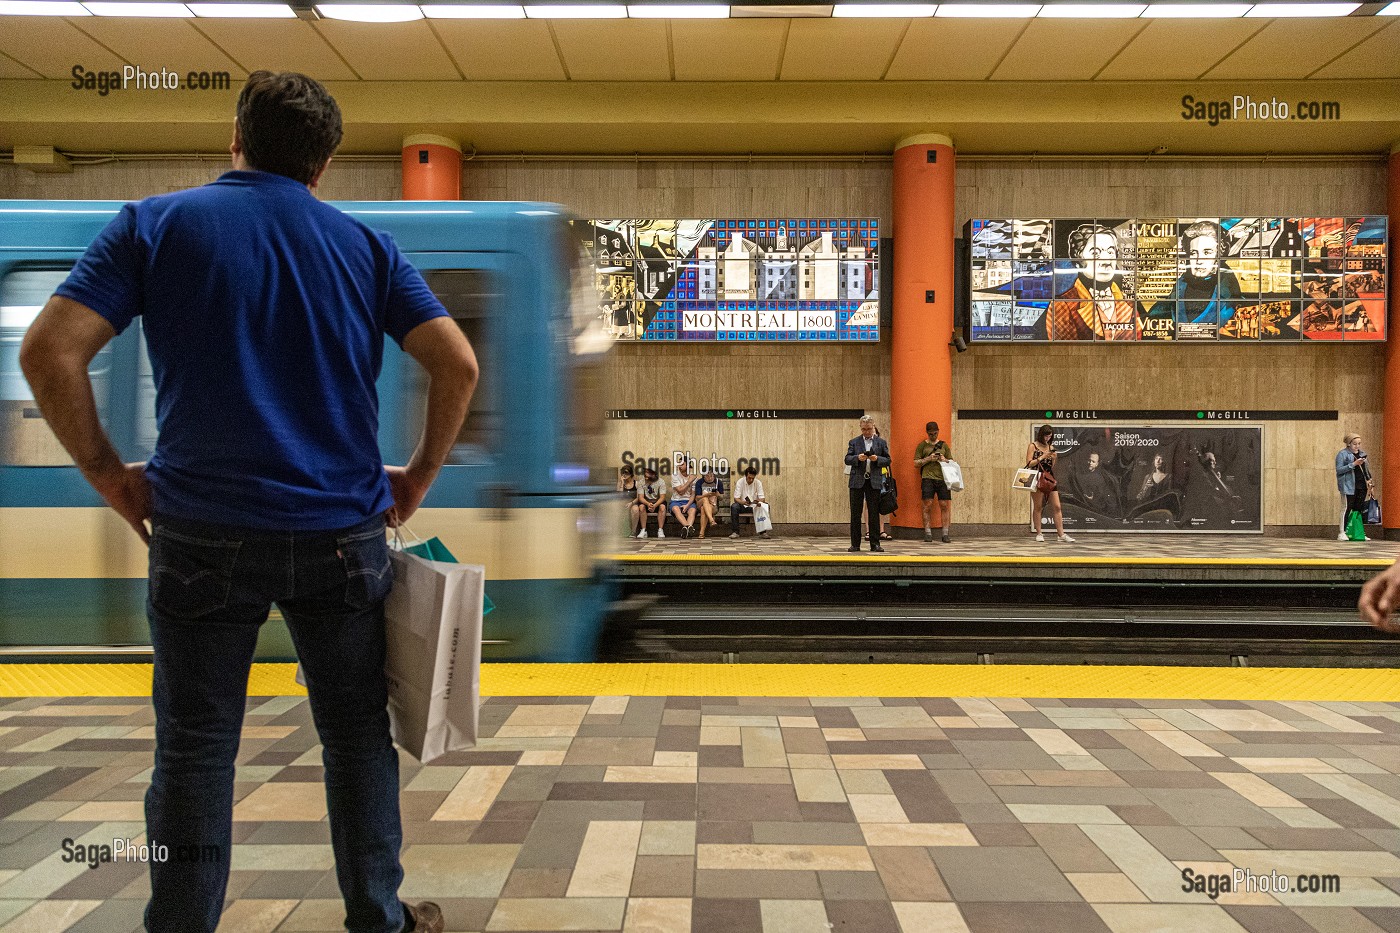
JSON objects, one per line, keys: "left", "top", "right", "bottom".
{"left": 744, "top": 466, "right": 757, "bottom": 476}
{"left": 236, "top": 71, "right": 343, "bottom": 185}
{"left": 926, "top": 421, "right": 939, "bottom": 433}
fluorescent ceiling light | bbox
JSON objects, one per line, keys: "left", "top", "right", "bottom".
{"left": 1380, "top": 1, "right": 1399, "bottom": 12}
{"left": 188, "top": 2, "right": 294, "bottom": 14}
{"left": 524, "top": 3, "right": 626, "bottom": 14}
{"left": 1245, "top": 1, "right": 1356, "bottom": 12}
{"left": 422, "top": 3, "right": 526, "bottom": 14}
{"left": 84, "top": 1, "right": 192, "bottom": 13}
{"left": 833, "top": 3, "right": 937, "bottom": 14}
{"left": 317, "top": 2, "right": 423, "bottom": 17}
{"left": 1039, "top": 3, "right": 1144, "bottom": 14}
{"left": 627, "top": 3, "right": 728, "bottom": 14}
{"left": 1141, "top": 3, "right": 1250, "bottom": 14}
{"left": 935, "top": 3, "right": 1038, "bottom": 14}
{"left": 0, "top": 0, "right": 91, "bottom": 13}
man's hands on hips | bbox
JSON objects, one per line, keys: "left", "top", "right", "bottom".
{"left": 386, "top": 465, "right": 435, "bottom": 527}
{"left": 88, "top": 462, "right": 152, "bottom": 543}
{"left": 1360, "top": 560, "right": 1400, "bottom": 634}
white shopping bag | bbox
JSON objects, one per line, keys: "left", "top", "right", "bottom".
{"left": 941, "top": 460, "right": 965, "bottom": 493}
{"left": 754, "top": 502, "right": 773, "bottom": 534}
{"left": 383, "top": 546, "right": 484, "bottom": 763}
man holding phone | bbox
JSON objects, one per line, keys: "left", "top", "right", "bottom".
{"left": 845, "top": 415, "right": 891, "bottom": 552}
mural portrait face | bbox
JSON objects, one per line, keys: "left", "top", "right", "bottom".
{"left": 1187, "top": 233, "right": 1220, "bottom": 280}
{"left": 1069, "top": 227, "right": 1118, "bottom": 285}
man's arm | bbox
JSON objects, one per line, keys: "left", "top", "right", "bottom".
{"left": 19, "top": 296, "right": 151, "bottom": 542}
{"left": 387, "top": 316, "right": 478, "bottom": 526}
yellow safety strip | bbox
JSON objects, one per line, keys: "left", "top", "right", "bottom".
{"left": 604, "top": 554, "right": 1393, "bottom": 568}
{"left": 4, "top": 662, "right": 1400, "bottom": 702}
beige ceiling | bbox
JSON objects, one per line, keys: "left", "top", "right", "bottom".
{"left": 1, "top": 14, "right": 1399, "bottom": 154}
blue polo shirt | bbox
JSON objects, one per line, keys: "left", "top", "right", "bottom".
{"left": 55, "top": 170, "right": 448, "bottom": 530}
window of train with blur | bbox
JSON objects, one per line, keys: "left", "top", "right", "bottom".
{"left": 0, "top": 267, "right": 114, "bottom": 466}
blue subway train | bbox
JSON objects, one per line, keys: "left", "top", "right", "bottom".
{"left": 0, "top": 200, "right": 616, "bottom": 662}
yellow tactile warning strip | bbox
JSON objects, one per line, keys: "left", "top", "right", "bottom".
{"left": 5, "top": 662, "right": 1400, "bottom": 701}
{"left": 605, "top": 553, "right": 1394, "bottom": 567}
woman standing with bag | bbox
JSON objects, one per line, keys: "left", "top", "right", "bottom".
{"left": 1337, "top": 433, "right": 1373, "bottom": 542}
{"left": 1026, "top": 424, "right": 1075, "bottom": 543}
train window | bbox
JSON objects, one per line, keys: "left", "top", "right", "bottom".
{"left": 0, "top": 268, "right": 113, "bottom": 466}
{"left": 420, "top": 270, "right": 499, "bottom": 461}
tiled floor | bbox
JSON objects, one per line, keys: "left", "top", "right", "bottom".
{"left": 4, "top": 693, "right": 1400, "bottom": 932}
{"left": 615, "top": 532, "right": 1398, "bottom": 562}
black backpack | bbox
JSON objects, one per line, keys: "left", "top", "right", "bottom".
{"left": 879, "top": 474, "right": 898, "bottom": 515}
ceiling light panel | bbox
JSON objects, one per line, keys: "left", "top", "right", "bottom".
{"left": 833, "top": 3, "right": 937, "bottom": 14}
{"left": 524, "top": 3, "right": 627, "bottom": 14}
{"left": 1244, "top": 1, "right": 1357, "bottom": 12}
{"left": 627, "top": 3, "right": 728, "bottom": 14}
{"left": 1038, "top": 3, "right": 1144, "bottom": 15}
{"left": 422, "top": 3, "right": 526, "bottom": 14}
{"left": 0, "top": 0, "right": 91, "bottom": 13}
{"left": 1140, "top": 3, "right": 1251, "bottom": 15}
{"left": 1380, "top": 1, "right": 1398, "bottom": 12}
{"left": 187, "top": 2, "right": 295, "bottom": 14}
{"left": 935, "top": 3, "right": 1039, "bottom": 14}
{"left": 83, "top": 1, "right": 192, "bottom": 13}
{"left": 316, "top": 2, "right": 423, "bottom": 17}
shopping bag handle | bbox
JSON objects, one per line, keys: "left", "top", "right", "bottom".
{"left": 390, "top": 523, "right": 426, "bottom": 551}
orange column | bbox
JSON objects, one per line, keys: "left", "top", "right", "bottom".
{"left": 891, "top": 133, "right": 956, "bottom": 530}
{"left": 1385, "top": 142, "right": 1400, "bottom": 539}
{"left": 401, "top": 134, "right": 461, "bottom": 200}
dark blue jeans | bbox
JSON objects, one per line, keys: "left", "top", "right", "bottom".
{"left": 143, "top": 514, "right": 410, "bottom": 933}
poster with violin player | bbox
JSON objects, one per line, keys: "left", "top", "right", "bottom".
{"left": 1037, "top": 425, "right": 1262, "bottom": 533}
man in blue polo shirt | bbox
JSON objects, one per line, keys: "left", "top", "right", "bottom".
{"left": 19, "top": 72, "right": 473, "bottom": 933}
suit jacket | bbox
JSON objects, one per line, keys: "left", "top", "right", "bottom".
{"left": 846, "top": 435, "right": 891, "bottom": 489}
{"left": 1048, "top": 277, "right": 1137, "bottom": 340}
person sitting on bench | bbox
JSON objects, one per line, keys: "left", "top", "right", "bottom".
{"left": 730, "top": 465, "right": 768, "bottom": 539}
{"left": 693, "top": 467, "right": 725, "bottom": 539}
{"left": 637, "top": 467, "right": 668, "bottom": 538}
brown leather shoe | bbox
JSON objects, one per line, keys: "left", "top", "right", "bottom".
{"left": 406, "top": 901, "right": 444, "bottom": 933}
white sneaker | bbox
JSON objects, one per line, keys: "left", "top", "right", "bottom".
{"left": 1035, "top": 533, "right": 1045, "bottom": 542}
{"left": 729, "top": 532, "right": 739, "bottom": 539}
{"left": 657, "top": 529, "right": 666, "bottom": 538}
{"left": 1058, "top": 534, "right": 1077, "bottom": 543}
{"left": 636, "top": 529, "right": 647, "bottom": 539}
{"left": 1338, "top": 533, "right": 1350, "bottom": 541}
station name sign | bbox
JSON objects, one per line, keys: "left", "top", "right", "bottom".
{"left": 959, "top": 409, "right": 1337, "bottom": 421}
{"left": 606, "top": 409, "right": 864, "bottom": 420}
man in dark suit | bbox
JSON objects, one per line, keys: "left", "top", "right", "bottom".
{"left": 845, "top": 415, "right": 891, "bottom": 552}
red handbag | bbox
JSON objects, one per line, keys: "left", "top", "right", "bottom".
{"left": 1036, "top": 470, "right": 1057, "bottom": 493}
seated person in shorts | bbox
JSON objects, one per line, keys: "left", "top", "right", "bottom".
{"left": 693, "top": 467, "right": 725, "bottom": 539}
{"left": 670, "top": 459, "right": 698, "bottom": 538}
{"left": 730, "top": 465, "right": 769, "bottom": 539}
{"left": 637, "top": 467, "right": 668, "bottom": 538}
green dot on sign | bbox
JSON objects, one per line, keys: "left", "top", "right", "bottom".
{"left": 1044, "top": 411, "right": 1053, "bottom": 418}
{"left": 726, "top": 411, "right": 734, "bottom": 418}
{"left": 1196, "top": 411, "right": 1205, "bottom": 419}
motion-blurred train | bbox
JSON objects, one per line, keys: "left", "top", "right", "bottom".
{"left": 0, "top": 200, "right": 616, "bottom": 662}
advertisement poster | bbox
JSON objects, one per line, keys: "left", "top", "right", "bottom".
{"left": 969, "top": 217, "right": 1387, "bottom": 343}
{"left": 1035, "top": 425, "right": 1263, "bottom": 533}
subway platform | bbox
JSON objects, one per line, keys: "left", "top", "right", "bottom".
{"left": 608, "top": 533, "right": 1397, "bottom": 585}
{"left": 4, "top": 664, "right": 1400, "bottom": 932}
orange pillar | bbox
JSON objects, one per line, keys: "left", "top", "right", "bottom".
{"left": 891, "top": 133, "right": 956, "bottom": 531}
{"left": 401, "top": 133, "right": 461, "bottom": 200}
{"left": 1385, "top": 142, "right": 1400, "bottom": 539}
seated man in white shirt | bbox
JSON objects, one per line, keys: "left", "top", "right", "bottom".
{"left": 730, "top": 465, "right": 770, "bottom": 539}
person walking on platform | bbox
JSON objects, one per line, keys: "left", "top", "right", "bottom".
{"left": 915, "top": 421, "right": 953, "bottom": 543}
{"left": 847, "top": 414, "right": 891, "bottom": 552}
{"left": 1337, "top": 433, "right": 1373, "bottom": 542}
{"left": 19, "top": 72, "right": 467, "bottom": 933}
{"left": 1026, "top": 425, "right": 1076, "bottom": 544}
